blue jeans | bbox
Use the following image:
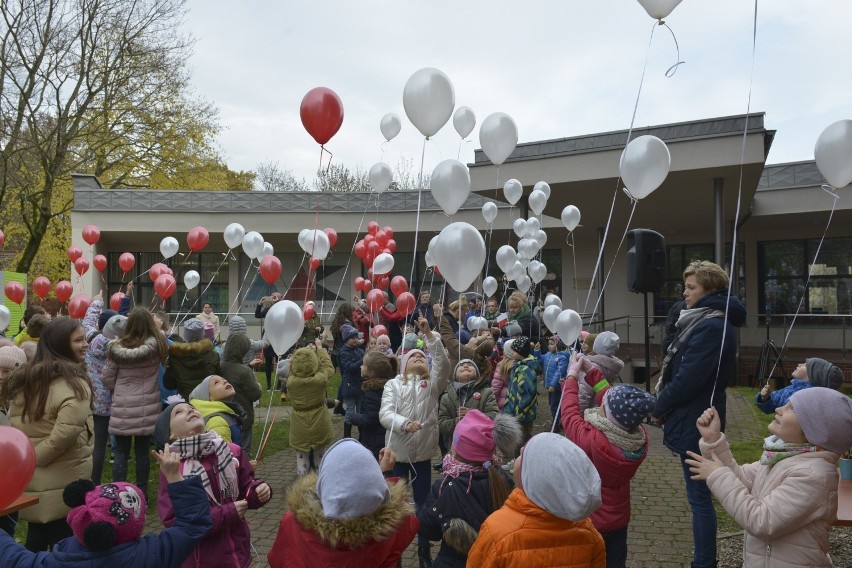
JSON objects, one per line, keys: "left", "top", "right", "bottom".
{"left": 680, "top": 455, "right": 717, "bottom": 567}
{"left": 343, "top": 395, "right": 361, "bottom": 425}
{"left": 392, "top": 459, "right": 432, "bottom": 545}
{"left": 601, "top": 525, "right": 628, "bottom": 568}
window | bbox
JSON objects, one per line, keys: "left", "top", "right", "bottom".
{"left": 655, "top": 244, "right": 745, "bottom": 318}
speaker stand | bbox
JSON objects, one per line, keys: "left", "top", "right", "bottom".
{"left": 644, "top": 291, "right": 652, "bottom": 392}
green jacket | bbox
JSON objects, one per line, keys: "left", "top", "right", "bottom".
{"left": 288, "top": 347, "right": 335, "bottom": 453}
{"left": 504, "top": 355, "right": 540, "bottom": 423}
{"left": 438, "top": 374, "right": 499, "bottom": 440}
{"left": 190, "top": 398, "right": 242, "bottom": 443}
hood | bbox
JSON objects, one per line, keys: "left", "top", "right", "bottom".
{"left": 588, "top": 354, "right": 625, "bottom": 381}
{"left": 291, "top": 347, "right": 319, "bottom": 377}
{"left": 286, "top": 473, "right": 413, "bottom": 549}
{"left": 222, "top": 333, "right": 251, "bottom": 363}
{"left": 190, "top": 398, "right": 243, "bottom": 419}
{"left": 695, "top": 289, "right": 747, "bottom": 327}
{"left": 106, "top": 336, "right": 159, "bottom": 363}
{"left": 454, "top": 373, "right": 491, "bottom": 397}
{"left": 362, "top": 377, "right": 389, "bottom": 392}
{"left": 52, "top": 536, "right": 140, "bottom": 564}
{"left": 5, "top": 361, "right": 87, "bottom": 395}
{"left": 521, "top": 355, "right": 541, "bottom": 373}
{"left": 168, "top": 339, "right": 214, "bottom": 359}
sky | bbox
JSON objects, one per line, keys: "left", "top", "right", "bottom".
{"left": 181, "top": 0, "right": 852, "bottom": 184}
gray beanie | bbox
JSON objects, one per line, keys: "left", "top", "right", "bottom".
{"left": 183, "top": 318, "right": 205, "bottom": 342}
{"left": 453, "top": 358, "right": 480, "bottom": 382}
{"left": 505, "top": 321, "right": 522, "bottom": 338}
{"left": 103, "top": 315, "right": 128, "bottom": 340}
{"left": 402, "top": 333, "right": 418, "bottom": 350}
{"left": 790, "top": 387, "right": 852, "bottom": 454}
{"left": 317, "top": 439, "right": 389, "bottom": 519}
{"left": 189, "top": 376, "right": 214, "bottom": 401}
{"left": 805, "top": 358, "right": 844, "bottom": 390}
{"left": 228, "top": 315, "right": 247, "bottom": 336}
{"left": 593, "top": 331, "right": 620, "bottom": 357}
{"left": 154, "top": 400, "right": 189, "bottom": 450}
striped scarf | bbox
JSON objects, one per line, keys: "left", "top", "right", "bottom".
{"left": 171, "top": 431, "right": 238, "bottom": 504}
{"left": 759, "top": 435, "right": 817, "bottom": 466}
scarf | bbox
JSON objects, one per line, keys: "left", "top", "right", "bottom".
{"left": 509, "top": 304, "right": 531, "bottom": 322}
{"left": 584, "top": 408, "right": 646, "bottom": 453}
{"left": 171, "top": 430, "right": 238, "bottom": 504}
{"left": 440, "top": 452, "right": 501, "bottom": 495}
{"left": 658, "top": 307, "right": 724, "bottom": 390}
{"left": 759, "top": 434, "right": 818, "bottom": 466}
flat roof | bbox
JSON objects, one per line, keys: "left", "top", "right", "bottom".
{"left": 756, "top": 160, "right": 827, "bottom": 191}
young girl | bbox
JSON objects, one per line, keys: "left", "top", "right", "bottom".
{"left": 286, "top": 340, "right": 335, "bottom": 474}
{"left": 438, "top": 359, "right": 499, "bottom": 448}
{"left": 103, "top": 307, "right": 169, "bottom": 499}
{"left": 375, "top": 334, "right": 394, "bottom": 356}
{"left": 503, "top": 337, "right": 540, "bottom": 445}
{"left": 189, "top": 375, "right": 246, "bottom": 444}
{"left": 686, "top": 387, "right": 852, "bottom": 567}
{"left": 351, "top": 352, "right": 398, "bottom": 460}
{"left": 490, "top": 342, "right": 513, "bottom": 412}
{"left": 418, "top": 410, "right": 521, "bottom": 567}
{"left": 153, "top": 399, "right": 272, "bottom": 568}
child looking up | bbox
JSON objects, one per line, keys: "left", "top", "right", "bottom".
{"left": 438, "top": 359, "right": 499, "bottom": 449}
{"left": 535, "top": 335, "right": 569, "bottom": 430}
{"left": 755, "top": 357, "right": 843, "bottom": 414}
{"left": 503, "top": 337, "right": 540, "bottom": 445}
{"left": 351, "top": 352, "right": 398, "bottom": 461}
{"left": 189, "top": 375, "right": 246, "bottom": 445}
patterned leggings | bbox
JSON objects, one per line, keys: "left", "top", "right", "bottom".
{"left": 295, "top": 446, "right": 328, "bottom": 476}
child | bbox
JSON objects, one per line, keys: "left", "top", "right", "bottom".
{"left": 153, "top": 399, "right": 272, "bottom": 568}
{"left": 267, "top": 441, "right": 418, "bottom": 567}
{"left": 686, "top": 388, "right": 852, "bottom": 568}
{"left": 0, "top": 446, "right": 213, "bottom": 567}
{"left": 188, "top": 375, "right": 246, "bottom": 445}
{"left": 337, "top": 324, "right": 365, "bottom": 439}
{"left": 374, "top": 334, "right": 393, "bottom": 356}
{"left": 217, "top": 333, "right": 263, "bottom": 455}
{"left": 351, "top": 352, "right": 398, "bottom": 460}
{"left": 588, "top": 331, "right": 624, "bottom": 384}
{"left": 467, "top": 433, "right": 605, "bottom": 567}
{"left": 562, "top": 353, "right": 655, "bottom": 568}
{"left": 438, "top": 359, "right": 499, "bottom": 448}
{"left": 503, "top": 337, "right": 541, "bottom": 445}
{"left": 0, "top": 345, "right": 27, "bottom": 426}
{"left": 418, "top": 410, "right": 521, "bottom": 567}
{"left": 164, "top": 318, "right": 220, "bottom": 400}
{"left": 490, "top": 341, "right": 513, "bottom": 412}
{"left": 535, "top": 335, "right": 569, "bottom": 430}
{"left": 755, "top": 357, "right": 843, "bottom": 414}
{"left": 286, "top": 340, "right": 335, "bottom": 475}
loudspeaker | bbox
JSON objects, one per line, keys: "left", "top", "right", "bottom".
{"left": 626, "top": 229, "right": 667, "bottom": 293}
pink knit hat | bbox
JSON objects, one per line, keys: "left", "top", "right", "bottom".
{"left": 400, "top": 348, "right": 426, "bottom": 375}
{"left": 452, "top": 409, "right": 495, "bottom": 462}
{"left": 65, "top": 480, "right": 146, "bottom": 550}
{"left": 203, "top": 321, "right": 216, "bottom": 340}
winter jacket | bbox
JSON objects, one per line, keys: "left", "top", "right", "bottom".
{"left": 379, "top": 334, "right": 451, "bottom": 463}
{"left": 267, "top": 473, "right": 418, "bottom": 568}
{"left": 6, "top": 368, "right": 93, "bottom": 523}
{"left": 754, "top": 379, "right": 812, "bottom": 414}
{"left": 409, "top": 302, "right": 435, "bottom": 328}
{"left": 196, "top": 311, "right": 220, "bottom": 339}
{"left": 466, "top": 488, "right": 606, "bottom": 568}
{"left": 157, "top": 443, "right": 267, "bottom": 568}
{"left": 504, "top": 356, "right": 540, "bottom": 423}
{"left": 417, "top": 468, "right": 514, "bottom": 568}
{"left": 350, "top": 377, "right": 390, "bottom": 460}
{"left": 190, "top": 399, "right": 244, "bottom": 444}
{"left": 502, "top": 306, "right": 532, "bottom": 339}
{"left": 491, "top": 365, "right": 510, "bottom": 411}
{"left": 163, "top": 340, "right": 220, "bottom": 400}
{"left": 537, "top": 349, "right": 569, "bottom": 390}
{"left": 82, "top": 299, "right": 113, "bottom": 417}
{"left": 560, "top": 374, "right": 647, "bottom": 533}
{"left": 218, "top": 333, "right": 262, "bottom": 436}
{"left": 438, "top": 317, "right": 494, "bottom": 380}
{"left": 0, "top": 476, "right": 213, "bottom": 568}
{"left": 102, "top": 336, "right": 163, "bottom": 436}
{"left": 653, "top": 290, "right": 746, "bottom": 455}
{"left": 437, "top": 376, "right": 499, "bottom": 441}
{"left": 288, "top": 347, "right": 335, "bottom": 453}
{"left": 338, "top": 343, "right": 366, "bottom": 400}
{"left": 701, "top": 433, "right": 839, "bottom": 567}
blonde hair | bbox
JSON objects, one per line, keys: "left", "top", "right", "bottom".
{"left": 683, "top": 260, "right": 729, "bottom": 292}
{"left": 508, "top": 291, "right": 527, "bottom": 309}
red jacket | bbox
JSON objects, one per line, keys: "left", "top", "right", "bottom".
{"left": 352, "top": 308, "right": 372, "bottom": 338}
{"left": 560, "top": 371, "right": 648, "bottom": 533}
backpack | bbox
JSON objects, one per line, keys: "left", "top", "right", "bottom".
{"left": 203, "top": 411, "right": 243, "bottom": 445}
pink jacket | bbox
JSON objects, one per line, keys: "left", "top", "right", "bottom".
{"left": 491, "top": 367, "right": 509, "bottom": 411}
{"left": 701, "top": 433, "right": 839, "bottom": 567}
{"left": 103, "top": 337, "right": 163, "bottom": 436}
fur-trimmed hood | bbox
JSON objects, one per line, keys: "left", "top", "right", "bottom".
{"left": 286, "top": 473, "right": 414, "bottom": 549}
{"left": 5, "top": 360, "right": 88, "bottom": 395}
{"left": 106, "top": 336, "right": 160, "bottom": 363}
{"left": 168, "top": 339, "right": 214, "bottom": 358}
{"left": 361, "top": 377, "right": 389, "bottom": 392}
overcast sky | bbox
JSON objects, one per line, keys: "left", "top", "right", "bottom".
{"left": 181, "top": 0, "right": 851, "bottom": 184}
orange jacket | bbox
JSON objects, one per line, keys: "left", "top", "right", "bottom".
{"left": 466, "top": 488, "right": 605, "bottom": 568}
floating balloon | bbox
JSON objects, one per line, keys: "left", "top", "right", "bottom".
{"left": 424, "top": 249, "right": 436, "bottom": 268}
{"left": 300, "top": 87, "right": 344, "bottom": 145}
{"left": 543, "top": 305, "right": 562, "bottom": 332}
{"left": 528, "top": 261, "right": 547, "bottom": 284}
{"left": 380, "top": 113, "right": 402, "bottom": 142}
{"left": 109, "top": 292, "right": 125, "bottom": 311}
{"left": 512, "top": 218, "right": 526, "bottom": 238}
{"left": 481, "top": 202, "right": 498, "bottom": 224}
{"left": 354, "top": 277, "right": 365, "bottom": 292}
{"left": 0, "top": 425, "right": 36, "bottom": 511}
{"left": 309, "top": 256, "right": 321, "bottom": 270}
{"left": 432, "top": 222, "right": 486, "bottom": 291}
{"left": 149, "top": 263, "right": 169, "bottom": 283}
{"left": 369, "top": 162, "right": 393, "bottom": 193}
{"left": 637, "top": 0, "right": 682, "bottom": 20}
{"left": 187, "top": 226, "right": 209, "bottom": 252}
{"left": 183, "top": 270, "right": 200, "bottom": 290}
{"left": 258, "top": 242, "right": 274, "bottom": 262}
{"left": 160, "top": 237, "right": 179, "bottom": 259}
{"left": 119, "top": 252, "right": 135, "bottom": 274}
{"left": 430, "top": 159, "right": 471, "bottom": 216}
{"left": 224, "top": 223, "right": 246, "bottom": 249}
{"left": 561, "top": 205, "right": 581, "bottom": 231}
{"left": 533, "top": 181, "right": 551, "bottom": 200}
{"left": 814, "top": 119, "right": 852, "bottom": 188}
{"left": 361, "top": 279, "right": 372, "bottom": 293}
{"left": 480, "top": 112, "right": 518, "bottom": 166}
{"left": 503, "top": 179, "right": 522, "bottom": 205}
{"left": 516, "top": 275, "right": 532, "bottom": 294}
{"left": 55, "top": 280, "right": 73, "bottom": 303}
{"left": 483, "top": 276, "right": 498, "bottom": 297}
{"left": 82, "top": 224, "right": 101, "bottom": 246}
{"left": 453, "top": 106, "right": 476, "bottom": 139}
{"left": 242, "top": 231, "right": 264, "bottom": 260}
{"left": 33, "top": 277, "right": 51, "bottom": 299}
{"left": 528, "top": 189, "right": 547, "bottom": 216}
{"left": 0, "top": 306, "right": 9, "bottom": 332}
{"left": 369, "top": 325, "right": 388, "bottom": 339}
{"left": 73, "top": 257, "right": 90, "bottom": 276}
{"left": 67, "top": 295, "right": 91, "bottom": 319}
{"left": 544, "top": 295, "right": 563, "bottom": 310}
{"left": 374, "top": 274, "right": 390, "bottom": 291}
{"left": 366, "top": 289, "right": 384, "bottom": 312}
{"left": 554, "top": 309, "right": 583, "bottom": 345}
{"left": 535, "top": 230, "right": 548, "bottom": 249}
{"left": 507, "top": 261, "right": 525, "bottom": 282}
{"left": 525, "top": 217, "right": 541, "bottom": 237}
{"left": 4, "top": 282, "right": 23, "bottom": 305}
{"left": 298, "top": 229, "right": 331, "bottom": 260}
{"left": 403, "top": 67, "right": 455, "bottom": 138}
{"left": 93, "top": 254, "right": 107, "bottom": 272}
{"left": 323, "top": 228, "right": 338, "bottom": 248}
{"left": 367, "top": 221, "right": 379, "bottom": 235}
{"left": 466, "top": 316, "right": 489, "bottom": 332}
{"left": 496, "top": 245, "right": 517, "bottom": 273}
{"left": 620, "top": 135, "right": 671, "bottom": 199}
{"left": 373, "top": 253, "right": 394, "bottom": 276}
{"left": 396, "top": 291, "right": 416, "bottom": 317}
{"left": 154, "top": 274, "right": 177, "bottom": 300}
{"left": 67, "top": 246, "right": 82, "bottom": 263}
{"left": 303, "top": 303, "right": 316, "bottom": 321}
{"left": 264, "top": 300, "right": 305, "bottom": 356}
{"left": 390, "top": 275, "right": 408, "bottom": 296}
{"left": 259, "top": 256, "right": 282, "bottom": 285}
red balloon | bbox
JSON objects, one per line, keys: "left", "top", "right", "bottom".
{"left": 309, "top": 256, "right": 321, "bottom": 270}
{"left": 363, "top": 253, "right": 374, "bottom": 268}
{"left": 363, "top": 234, "right": 375, "bottom": 245}
{"left": 119, "top": 252, "right": 135, "bottom": 273}
{"left": 303, "top": 304, "right": 316, "bottom": 321}
{"left": 4, "top": 281, "right": 24, "bottom": 305}
{"left": 375, "top": 274, "right": 389, "bottom": 290}
{"left": 74, "top": 257, "right": 90, "bottom": 276}
{"left": 371, "top": 325, "right": 388, "bottom": 338}
{"left": 366, "top": 289, "right": 384, "bottom": 312}
{"left": 323, "top": 228, "right": 338, "bottom": 248}
{"left": 33, "top": 277, "right": 51, "bottom": 299}
{"left": 390, "top": 275, "right": 408, "bottom": 296}
{"left": 367, "top": 221, "right": 379, "bottom": 236}
{"left": 354, "top": 241, "right": 367, "bottom": 259}
{"left": 367, "top": 241, "right": 380, "bottom": 256}
{"left": 382, "top": 248, "right": 392, "bottom": 255}
{"left": 382, "top": 226, "right": 394, "bottom": 239}
{"left": 300, "top": 87, "right": 344, "bottom": 145}
{"left": 55, "top": 280, "right": 73, "bottom": 303}
{"left": 0, "top": 229, "right": 4, "bottom": 247}
{"left": 386, "top": 239, "right": 397, "bottom": 253}
{"left": 366, "top": 268, "right": 374, "bottom": 281}
{"left": 110, "top": 292, "right": 126, "bottom": 311}
{"left": 375, "top": 230, "right": 388, "bottom": 248}
{"left": 0, "top": 426, "right": 36, "bottom": 511}
{"left": 187, "top": 226, "right": 209, "bottom": 252}
{"left": 259, "top": 256, "right": 282, "bottom": 285}
{"left": 362, "top": 279, "right": 372, "bottom": 293}
{"left": 67, "top": 246, "right": 82, "bottom": 262}
{"left": 154, "top": 274, "right": 177, "bottom": 300}
{"left": 396, "top": 291, "right": 416, "bottom": 317}
{"left": 67, "top": 294, "right": 91, "bottom": 319}
{"left": 93, "top": 254, "right": 107, "bottom": 272}
{"left": 149, "top": 262, "right": 169, "bottom": 283}
{"left": 81, "top": 224, "right": 100, "bottom": 246}
{"left": 354, "top": 277, "right": 365, "bottom": 292}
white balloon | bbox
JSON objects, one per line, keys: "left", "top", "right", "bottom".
{"left": 380, "top": 113, "right": 401, "bottom": 142}
{"left": 223, "top": 223, "right": 245, "bottom": 249}
{"left": 529, "top": 261, "right": 547, "bottom": 284}
{"left": 533, "top": 181, "right": 551, "bottom": 200}
{"left": 480, "top": 112, "right": 518, "bottom": 166}
{"left": 503, "top": 179, "right": 523, "bottom": 206}
{"left": 0, "top": 305, "right": 10, "bottom": 331}
{"left": 466, "top": 316, "right": 489, "bottom": 332}
{"left": 554, "top": 309, "right": 583, "bottom": 345}
{"left": 373, "top": 252, "right": 395, "bottom": 275}
{"left": 496, "top": 245, "right": 517, "bottom": 273}
{"left": 517, "top": 256, "right": 530, "bottom": 269}
{"left": 258, "top": 242, "right": 274, "bottom": 261}
{"left": 561, "top": 205, "right": 582, "bottom": 231}
{"left": 528, "top": 189, "right": 547, "bottom": 216}
{"left": 518, "top": 238, "right": 538, "bottom": 260}
{"left": 369, "top": 162, "right": 393, "bottom": 193}
{"left": 544, "top": 294, "right": 562, "bottom": 310}
{"left": 814, "top": 119, "right": 852, "bottom": 188}
{"left": 516, "top": 275, "right": 532, "bottom": 294}
{"left": 513, "top": 218, "right": 526, "bottom": 238}
{"left": 264, "top": 300, "right": 305, "bottom": 356}
{"left": 299, "top": 230, "right": 331, "bottom": 260}
{"left": 620, "top": 135, "right": 671, "bottom": 199}
{"left": 159, "top": 237, "right": 179, "bottom": 259}
{"left": 507, "top": 261, "right": 525, "bottom": 281}
{"left": 430, "top": 159, "right": 471, "bottom": 216}
{"left": 183, "top": 270, "right": 200, "bottom": 290}
{"left": 242, "top": 231, "right": 264, "bottom": 259}
{"left": 428, "top": 235, "right": 440, "bottom": 253}
{"left": 481, "top": 202, "right": 498, "bottom": 224}
{"left": 425, "top": 250, "right": 435, "bottom": 268}
{"left": 453, "top": 106, "right": 476, "bottom": 139}
{"left": 403, "top": 67, "right": 455, "bottom": 138}
{"left": 637, "top": 0, "right": 682, "bottom": 19}
{"left": 543, "top": 305, "right": 561, "bottom": 332}
{"left": 483, "top": 276, "right": 498, "bottom": 297}
{"left": 525, "top": 217, "right": 541, "bottom": 237}
{"left": 433, "top": 222, "right": 486, "bottom": 291}
{"left": 535, "top": 229, "right": 548, "bottom": 249}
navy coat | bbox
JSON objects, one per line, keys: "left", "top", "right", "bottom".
{"left": 337, "top": 343, "right": 365, "bottom": 399}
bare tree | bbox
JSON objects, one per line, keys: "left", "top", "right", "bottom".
{"left": 314, "top": 163, "right": 370, "bottom": 192}
{"left": 254, "top": 160, "right": 308, "bottom": 191}
{"left": 390, "top": 157, "right": 429, "bottom": 191}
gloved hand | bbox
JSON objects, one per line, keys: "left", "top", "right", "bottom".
{"left": 567, "top": 351, "right": 586, "bottom": 379}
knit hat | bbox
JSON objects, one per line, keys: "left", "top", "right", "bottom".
{"left": 97, "top": 309, "right": 118, "bottom": 331}
{"left": 402, "top": 333, "right": 419, "bottom": 350}
{"left": 0, "top": 345, "right": 27, "bottom": 371}
{"left": 502, "top": 338, "right": 516, "bottom": 360}
{"left": 153, "top": 399, "right": 188, "bottom": 449}
{"left": 452, "top": 410, "right": 524, "bottom": 464}
{"left": 505, "top": 321, "right": 522, "bottom": 338}
{"left": 602, "top": 385, "right": 656, "bottom": 430}
{"left": 317, "top": 439, "right": 389, "bottom": 519}
{"left": 228, "top": 315, "right": 247, "bottom": 335}
{"left": 400, "top": 349, "right": 427, "bottom": 375}
{"left": 453, "top": 358, "right": 480, "bottom": 382}
{"left": 593, "top": 331, "right": 620, "bottom": 357}
{"left": 790, "top": 387, "right": 852, "bottom": 454}
{"left": 340, "top": 323, "right": 359, "bottom": 343}
{"left": 20, "top": 341, "right": 36, "bottom": 362}
{"left": 102, "top": 315, "right": 127, "bottom": 341}
{"left": 189, "top": 376, "right": 215, "bottom": 401}
{"left": 511, "top": 336, "right": 532, "bottom": 358}
{"left": 549, "top": 335, "right": 567, "bottom": 351}
{"left": 64, "top": 480, "right": 146, "bottom": 551}
{"left": 183, "top": 318, "right": 205, "bottom": 342}
{"left": 805, "top": 358, "right": 844, "bottom": 390}
{"left": 276, "top": 358, "right": 290, "bottom": 379}
{"left": 519, "top": 433, "right": 602, "bottom": 521}
{"left": 457, "top": 329, "right": 471, "bottom": 345}
{"left": 202, "top": 321, "right": 216, "bottom": 341}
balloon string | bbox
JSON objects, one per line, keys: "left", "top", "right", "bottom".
{"left": 482, "top": 165, "right": 500, "bottom": 300}
{"left": 329, "top": 192, "right": 374, "bottom": 319}
{"left": 168, "top": 292, "right": 190, "bottom": 336}
{"left": 582, "top": 188, "right": 618, "bottom": 317}
{"left": 570, "top": 233, "right": 580, "bottom": 310}
{"left": 304, "top": 201, "right": 321, "bottom": 305}
{"left": 660, "top": 22, "right": 686, "bottom": 77}
{"left": 408, "top": 138, "right": 428, "bottom": 291}
{"left": 224, "top": 260, "right": 257, "bottom": 323}
{"left": 319, "top": 145, "right": 334, "bottom": 173}
{"left": 174, "top": 251, "right": 229, "bottom": 332}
